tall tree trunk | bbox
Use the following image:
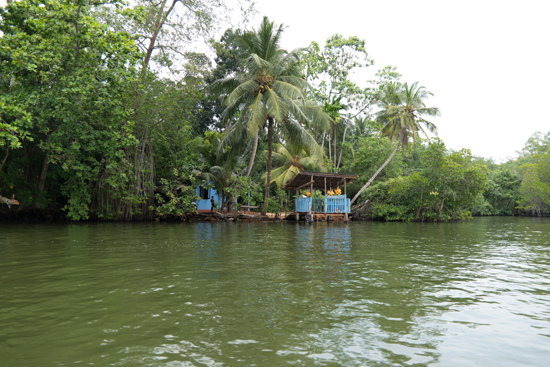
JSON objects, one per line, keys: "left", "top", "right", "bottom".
{"left": 121, "top": 0, "right": 176, "bottom": 220}
{"left": 321, "top": 132, "right": 326, "bottom": 151}
{"left": 263, "top": 117, "right": 274, "bottom": 213}
{"left": 0, "top": 147, "right": 9, "bottom": 174}
{"left": 34, "top": 153, "right": 50, "bottom": 209}
{"left": 350, "top": 131, "right": 404, "bottom": 206}
{"left": 333, "top": 127, "right": 337, "bottom": 169}
{"left": 246, "top": 131, "right": 259, "bottom": 177}
{"left": 142, "top": 0, "right": 177, "bottom": 76}
{"left": 327, "top": 133, "right": 331, "bottom": 167}
{"left": 37, "top": 153, "right": 49, "bottom": 193}
{"left": 227, "top": 193, "right": 233, "bottom": 213}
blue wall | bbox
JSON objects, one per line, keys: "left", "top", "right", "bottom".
{"left": 196, "top": 186, "right": 218, "bottom": 210}
{"left": 195, "top": 185, "right": 237, "bottom": 211}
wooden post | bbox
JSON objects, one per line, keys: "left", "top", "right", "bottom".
{"left": 344, "top": 178, "right": 347, "bottom": 196}
{"left": 324, "top": 177, "right": 327, "bottom": 221}
{"left": 344, "top": 178, "right": 348, "bottom": 222}
{"left": 309, "top": 175, "right": 313, "bottom": 215}
{"left": 295, "top": 188, "right": 299, "bottom": 219}
{"left": 313, "top": 186, "right": 316, "bottom": 213}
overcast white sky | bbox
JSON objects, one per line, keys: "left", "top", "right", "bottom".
{"left": 2, "top": 0, "right": 548, "bottom": 161}
{"left": 252, "top": 0, "right": 550, "bottom": 161}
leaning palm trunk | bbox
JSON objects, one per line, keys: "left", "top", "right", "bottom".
{"left": 350, "top": 131, "right": 404, "bottom": 206}
{"left": 246, "top": 131, "right": 259, "bottom": 177}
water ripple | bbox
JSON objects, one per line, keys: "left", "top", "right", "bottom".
{"left": 1, "top": 218, "right": 549, "bottom": 366}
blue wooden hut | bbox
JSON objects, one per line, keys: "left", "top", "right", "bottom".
{"left": 195, "top": 185, "right": 219, "bottom": 211}
{"left": 283, "top": 171, "right": 358, "bottom": 221}
{"left": 195, "top": 185, "right": 236, "bottom": 212}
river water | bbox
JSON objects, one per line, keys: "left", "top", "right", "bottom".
{"left": 1, "top": 217, "right": 549, "bottom": 366}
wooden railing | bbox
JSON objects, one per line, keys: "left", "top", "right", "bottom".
{"left": 296, "top": 197, "right": 312, "bottom": 212}
{"left": 325, "top": 195, "right": 350, "bottom": 213}
{"left": 295, "top": 195, "right": 350, "bottom": 213}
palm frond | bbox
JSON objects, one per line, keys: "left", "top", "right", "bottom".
{"left": 284, "top": 118, "right": 322, "bottom": 157}
{"left": 246, "top": 53, "right": 273, "bottom": 74}
{"left": 296, "top": 99, "right": 334, "bottom": 131}
{"left": 262, "top": 165, "right": 301, "bottom": 188}
{"left": 220, "top": 93, "right": 246, "bottom": 126}
{"left": 278, "top": 75, "right": 311, "bottom": 91}
{"left": 265, "top": 87, "right": 288, "bottom": 122}
{"left": 416, "top": 106, "right": 440, "bottom": 117}
{"left": 226, "top": 79, "right": 258, "bottom": 105}
{"left": 272, "top": 144, "right": 295, "bottom": 163}
{"left": 209, "top": 74, "right": 246, "bottom": 96}
{"left": 376, "top": 80, "right": 439, "bottom": 148}
{"left": 273, "top": 80, "right": 305, "bottom": 100}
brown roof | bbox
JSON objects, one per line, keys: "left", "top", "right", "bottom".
{"left": 282, "top": 171, "right": 358, "bottom": 190}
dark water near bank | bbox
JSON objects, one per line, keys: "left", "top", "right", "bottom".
{"left": 1, "top": 217, "right": 549, "bottom": 366}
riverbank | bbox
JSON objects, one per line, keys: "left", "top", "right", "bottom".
{"left": 1, "top": 206, "right": 542, "bottom": 223}
{"left": 0, "top": 207, "right": 351, "bottom": 222}
{"left": 189, "top": 211, "right": 286, "bottom": 222}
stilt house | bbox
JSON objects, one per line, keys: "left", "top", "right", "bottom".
{"left": 283, "top": 171, "right": 358, "bottom": 221}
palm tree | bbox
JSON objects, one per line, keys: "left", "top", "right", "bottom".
{"left": 212, "top": 16, "right": 331, "bottom": 210}
{"left": 261, "top": 142, "right": 325, "bottom": 188}
{"left": 350, "top": 81, "right": 440, "bottom": 206}
{"left": 350, "top": 117, "right": 379, "bottom": 138}
{"left": 199, "top": 133, "right": 240, "bottom": 212}
{"left": 320, "top": 97, "right": 348, "bottom": 170}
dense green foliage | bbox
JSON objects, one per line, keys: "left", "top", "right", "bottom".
{"left": 515, "top": 133, "right": 550, "bottom": 216}
{"left": 1, "top": 1, "right": 548, "bottom": 221}
{"left": 360, "top": 140, "right": 488, "bottom": 221}
{"left": 466, "top": 132, "right": 550, "bottom": 217}
{"left": 1, "top": 0, "right": 140, "bottom": 219}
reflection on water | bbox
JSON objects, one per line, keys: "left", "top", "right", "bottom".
{"left": 1, "top": 218, "right": 550, "bottom": 366}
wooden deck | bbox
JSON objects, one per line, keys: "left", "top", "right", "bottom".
{"left": 293, "top": 211, "right": 347, "bottom": 222}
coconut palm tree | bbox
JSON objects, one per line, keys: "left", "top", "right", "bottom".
{"left": 212, "top": 16, "right": 331, "bottom": 210}
{"left": 350, "top": 81, "right": 440, "bottom": 205}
